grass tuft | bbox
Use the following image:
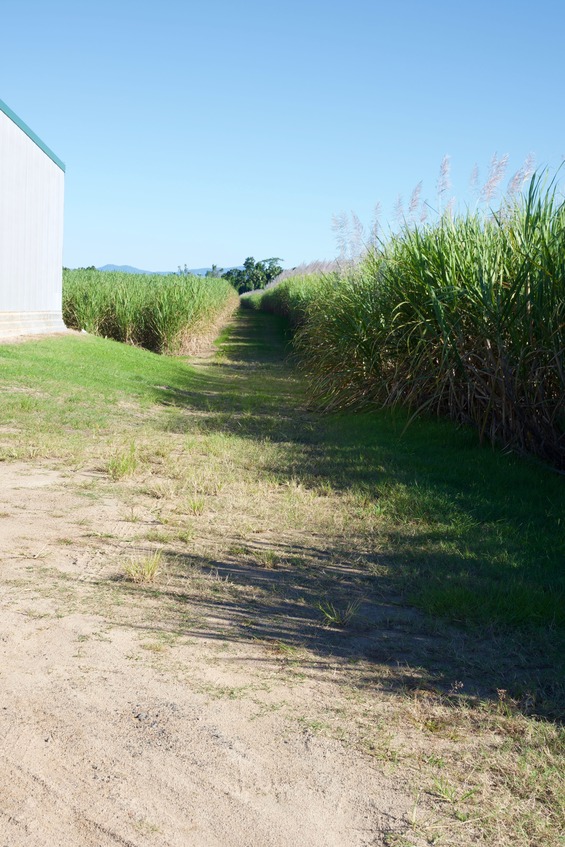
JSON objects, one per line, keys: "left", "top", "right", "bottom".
{"left": 316, "top": 598, "right": 362, "bottom": 628}
{"left": 107, "top": 443, "right": 138, "bottom": 480}
{"left": 124, "top": 551, "right": 163, "bottom": 584}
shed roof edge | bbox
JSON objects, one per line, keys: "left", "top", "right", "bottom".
{"left": 0, "top": 98, "right": 66, "bottom": 173}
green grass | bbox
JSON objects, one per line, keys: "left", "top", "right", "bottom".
{"left": 0, "top": 332, "right": 209, "bottom": 465}
{"left": 63, "top": 268, "right": 238, "bottom": 354}
{"left": 316, "top": 409, "right": 565, "bottom": 633}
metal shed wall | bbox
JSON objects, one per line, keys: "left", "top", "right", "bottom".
{"left": 0, "top": 104, "right": 66, "bottom": 337}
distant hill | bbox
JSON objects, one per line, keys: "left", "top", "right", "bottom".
{"left": 97, "top": 264, "right": 237, "bottom": 277}
{"left": 98, "top": 264, "right": 177, "bottom": 275}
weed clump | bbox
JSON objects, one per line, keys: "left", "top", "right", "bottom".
{"left": 124, "top": 551, "right": 163, "bottom": 584}
{"left": 316, "top": 598, "right": 362, "bottom": 628}
{"left": 107, "top": 443, "right": 138, "bottom": 481}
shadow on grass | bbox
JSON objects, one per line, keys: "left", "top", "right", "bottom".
{"left": 106, "top": 536, "right": 564, "bottom": 723}
{"left": 138, "top": 308, "right": 565, "bottom": 719}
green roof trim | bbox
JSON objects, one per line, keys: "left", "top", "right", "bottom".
{"left": 0, "top": 98, "right": 65, "bottom": 172}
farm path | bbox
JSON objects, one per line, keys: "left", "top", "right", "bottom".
{"left": 0, "top": 310, "right": 445, "bottom": 846}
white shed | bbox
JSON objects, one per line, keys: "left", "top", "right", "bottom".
{"left": 0, "top": 99, "right": 66, "bottom": 337}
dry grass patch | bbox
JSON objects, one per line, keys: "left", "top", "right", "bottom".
{"left": 123, "top": 551, "right": 163, "bottom": 584}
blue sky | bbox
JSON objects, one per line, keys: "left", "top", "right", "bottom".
{"left": 2, "top": 0, "right": 564, "bottom": 271}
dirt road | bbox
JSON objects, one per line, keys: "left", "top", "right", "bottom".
{"left": 0, "top": 316, "right": 420, "bottom": 846}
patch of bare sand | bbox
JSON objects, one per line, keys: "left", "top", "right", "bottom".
{"left": 0, "top": 329, "right": 80, "bottom": 345}
{"left": 0, "top": 463, "right": 420, "bottom": 846}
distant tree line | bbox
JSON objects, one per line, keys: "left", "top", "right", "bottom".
{"left": 221, "top": 257, "right": 283, "bottom": 294}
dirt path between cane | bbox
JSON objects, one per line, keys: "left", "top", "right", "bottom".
{"left": 0, "top": 315, "right": 426, "bottom": 847}
{"left": 3, "top": 310, "right": 558, "bottom": 846}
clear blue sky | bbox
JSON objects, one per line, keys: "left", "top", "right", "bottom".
{"left": 2, "top": 0, "right": 564, "bottom": 271}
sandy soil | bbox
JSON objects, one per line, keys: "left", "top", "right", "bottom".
{"left": 0, "top": 463, "right": 419, "bottom": 846}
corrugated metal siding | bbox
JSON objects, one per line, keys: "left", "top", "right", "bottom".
{"left": 0, "top": 109, "right": 65, "bottom": 315}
